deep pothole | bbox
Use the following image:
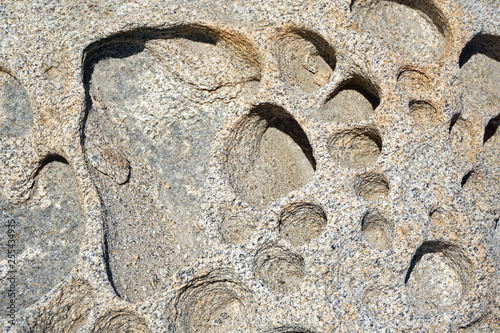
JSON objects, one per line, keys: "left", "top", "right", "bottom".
{"left": 225, "top": 103, "right": 316, "bottom": 208}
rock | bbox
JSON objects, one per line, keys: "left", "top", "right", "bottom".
{"left": 0, "top": 0, "right": 498, "bottom": 332}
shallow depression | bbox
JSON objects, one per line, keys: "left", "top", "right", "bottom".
{"left": 277, "top": 28, "right": 336, "bottom": 93}
{"left": 405, "top": 241, "right": 473, "bottom": 312}
{"left": 254, "top": 245, "right": 305, "bottom": 294}
{"left": 329, "top": 127, "right": 382, "bottom": 169}
{"left": 279, "top": 202, "right": 327, "bottom": 247}
{"left": 318, "top": 76, "right": 380, "bottom": 123}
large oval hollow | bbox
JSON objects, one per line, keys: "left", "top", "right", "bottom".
{"left": 83, "top": 25, "right": 262, "bottom": 302}
{"left": 0, "top": 158, "right": 85, "bottom": 313}
{"left": 225, "top": 104, "right": 316, "bottom": 208}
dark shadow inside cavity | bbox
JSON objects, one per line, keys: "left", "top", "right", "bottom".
{"left": 285, "top": 28, "right": 337, "bottom": 72}
{"left": 483, "top": 114, "right": 499, "bottom": 144}
{"left": 254, "top": 104, "right": 317, "bottom": 169}
{"left": 461, "top": 170, "right": 474, "bottom": 187}
{"left": 404, "top": 241, "right": 465, "bottom": 284}
{"left": 82, "top": 25, "right": 231, "bottom": 144}
{"left": 459, "top": 34, "right": 500, "bottom": 68}
{"left": 277, "top": 27, "right": 336, "bottom": 93}
{"left": 405, "top": 241, "right": 439, "bottom": 284}
{"left": 33, "top": 154, "right": 69, "bottom": 176}
{"left": 326, "top": 76, "right": 380, "bottom": 110}
{"left": 449, "top": 113, "right": 460, "bottom": 132}
{"left": 225, "top": 104, "right": 316, "bottom": 208}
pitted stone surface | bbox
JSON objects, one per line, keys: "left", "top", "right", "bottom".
{"left": 0, "top": 0, "right": 499, "bottom": 332}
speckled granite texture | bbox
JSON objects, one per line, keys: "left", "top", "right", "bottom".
{"left": 0, "top": 0, "right": 499, "bottom": 332}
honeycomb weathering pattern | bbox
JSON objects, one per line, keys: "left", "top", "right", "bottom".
{"left": 0, "top": 0, "right": 498, "bottom": 332}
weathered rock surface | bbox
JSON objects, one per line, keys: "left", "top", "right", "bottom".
{"left": 0, "top": 0, "right": 498, "bottom": 332}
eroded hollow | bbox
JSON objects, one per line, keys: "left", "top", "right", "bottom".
{"left": 277, "top": 28, "right": 336, "bottom": 92}
{"left": 405, "top": 241, "right": 474, "bottom": 312}
{"left": 279, "top": 202, "right": 327, "bottom": 247}
{"left": 29, "top": 278, "right": 93, "bottom": 333}
{"left": 361, "top": 210, "right": 394, "bottom": 250}
{"left": 0, "top": 70, "right": 32, "bottom": 138}
{"left": 254, "top": 245, "right": 305, "bottom": 293}
{"left": 0, "top": 157, "right": 85, "bottom": 313}
{"left": 352, "top": 0, "right": 448, "bottom": 61}
{"left": 174, "top": 271, "right": 251, "bottom": 333}
{"left": 483, "top": 114, "right": 499, "bottom": 167}
{"left": 329, "top": 127, "right": 382, "bottom": 169}
{"left": 318, "top": 76, "right": 380, "bottom": 123}
{"left": 449, "top": 114, "right": 474, "bottom": 161}
{"left": 83, "top": 25, "right": 261, "bottom": 301}
{"left": 220, "top": 210, "right": 258, "bottom": 245}
{"left": 409, "top": 100, "right": 437, "bottom": 126}
{"left": 460, "top": 34, "right": 499, "bottom": 117}
{"left": 92, "top": 311, "right": 151, "bottom": 333}
{"left": 397, "top": 69, "right": 432, "bottom": 98}
{"left": 353, "top": 172, "right": 390, "bottom": 201}
{"left": 225, "top": 104, "right": 316, "bottom": 208}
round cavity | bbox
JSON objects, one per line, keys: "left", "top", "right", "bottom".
{"left": 277, "top": 28, "right": 336, "bottom": 93}
{"left": 254, "top": 245, "right": 305, "bottom": 294}
{"left": 175, "top": 275, "right": 250, "bottom": 333}
{"left": 409, "top": 100, "right": 437, "bottom": 126}
{"left": 328, "top": 127, "right": 382, "bottom": 169}
{"left": 405, "top": 241, "right": 473, "bottom": 312}
{"left": 361, "top": 211, "right": 394, "bottom": 250}
{"left": 220, "top": 211, "right": 258, "bottom": 244}
{"left": 279, "top": 202, "right": 327, "bottom": 246}
{"left": 353, "top": 172, "right": 389, "bottom": 201}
